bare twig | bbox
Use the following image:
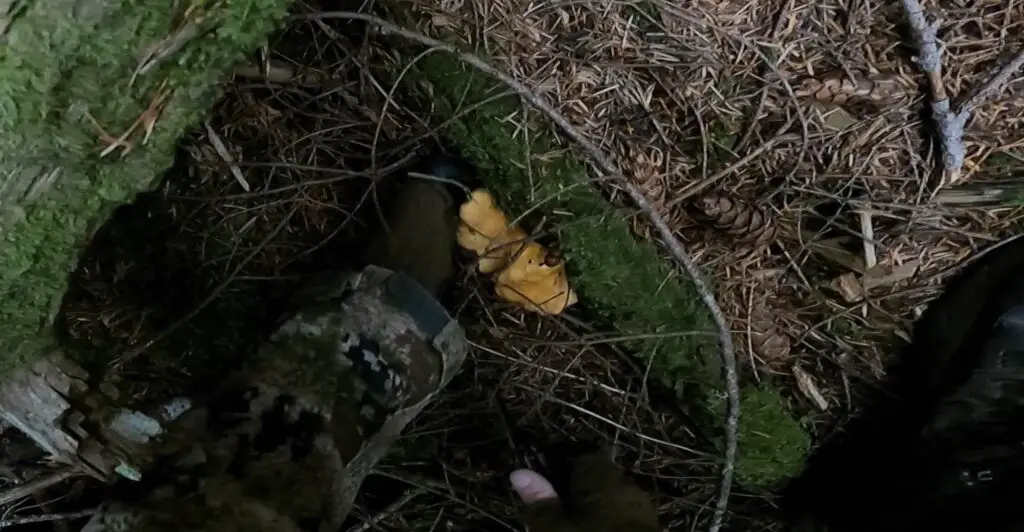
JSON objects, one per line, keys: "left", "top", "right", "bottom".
{"left": 0, "top": 509, "right": 96, "bottom": 528}
{"left": 901, "top": 0, "right": 1024, "bottom": 188}
{"left": 515, "top": 383, "right": 708, "bottom": 456}
{"left": 373, "top": 470, "right": 518, "bottom": 532}
{"left": 0, "top": 468, "right": 80, "bottom": 507}
{"left": 958, "top": 50, "right": 1024, "bottom": 113}
{"left": 304, "top": 11, "right": 741, "bottom": 532}
{"left": 900, "top": 0, "right": 965, "bottom": 186}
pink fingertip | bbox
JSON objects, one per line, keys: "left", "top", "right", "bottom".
{"left": 510, "top": 469, "right": 558, "bottom": 504}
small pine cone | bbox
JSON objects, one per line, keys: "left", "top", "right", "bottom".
{"left": 749, "top": 315, "right": 791, "bottom": 364}
{"left": 698, "top": 195, "right": 778, "bottom": 249}
{"left": 798, "top": 69, "right": 909, "bottom": 106}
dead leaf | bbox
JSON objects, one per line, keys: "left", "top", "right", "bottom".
{"left": 793, "top": 365, "right": 829, "bottom": 411}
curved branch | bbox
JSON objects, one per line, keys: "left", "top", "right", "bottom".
{"left": 303, "top": 11, "right": 741, "bottom": 532}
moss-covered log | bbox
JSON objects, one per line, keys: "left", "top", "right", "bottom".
{"left": 0, "top": 0, "right": 293, "bottom": 376}
{"left": 385, "top": 49, "right": 810, "bottom": 488}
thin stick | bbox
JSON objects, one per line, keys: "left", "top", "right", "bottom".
{"left": 305, "top": 12, "right": 741, "bottom": 531}
{"left": 0, "top": 509, "right": 96, "bottom": 527}
{"left": 669, "top": 132, "right": 799, "bottom": 207}
{"left": 901, "top": 0, "right": 964, "bottom": 186}
{"left": 516, "top": 383, "right": 708, "bottom": 457}
{"left": 0, "top": 468, "right": 79, "bottom": 507}
{"left": 373, "top": 470, "right": 519, "bottom": 532}
{"left": 472, "top": 341, "right": 636, "bottom": 398}
{"left": 901, "top": 0, "right": 1024, "bottom": 187}
{"left": 958, "top": 49, "right": 1024, "bottom": 113}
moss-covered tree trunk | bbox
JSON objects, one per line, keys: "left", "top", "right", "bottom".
{"left": 0, "top": 0, "right": 292, "bottom": 468}
{"left": 0, "top": 0, "right": 292, "bottom": 373}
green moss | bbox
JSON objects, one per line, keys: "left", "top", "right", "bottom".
{"left": 413, "top": 53, "right": 717, "bottom": 391}
{"left": 732, "top": 386, "right": 811, "bottom": 487}
{"left": 0, "top": 0, "right": 294, "bottom": 375}
{"left": 396, "top": 52, "right": 809, "bottom": 486}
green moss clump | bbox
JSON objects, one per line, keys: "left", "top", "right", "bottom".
{"left": 396, "top": 52, "right": 809, "bottom": 486}
{"left": 720, "top": 386, "right": 811, "bottom": 487}
{"left": 0, "top": 0, "right": 294, "bottom": 375}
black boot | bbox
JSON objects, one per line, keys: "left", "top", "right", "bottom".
{"left": 785, "top": 236, "right": 1024, "bottom": 532}
{"left": 359, "top": 151, "right": 476, "bottom": 297}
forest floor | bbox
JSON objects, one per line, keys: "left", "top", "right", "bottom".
{"left": 5, "top": 0, "right": 1024, "bottom": 530}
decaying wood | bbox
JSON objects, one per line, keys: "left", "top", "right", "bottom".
{"left": 0, "top": 355, "right": 91, "bottom": 466}
{"left": 0, "top": 467, "right": 80, "bottom": 507}
{"left": 0, "top": 354, "right": 166, "bottom": 482}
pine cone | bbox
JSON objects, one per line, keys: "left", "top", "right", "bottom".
{"left": 798, "top": 69, "right": 909, "bottom": 106}
{"left": 749, "top": 314, "right": 791, "bottom": 364}
{"left": 697, "top": 195, "right": 778, "bottom": 249}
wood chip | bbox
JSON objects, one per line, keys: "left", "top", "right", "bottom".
{"left": 862, "top": 260, "right": 921, "bottom": 290}
{"left": 793, "top": 365, "right": 829, "bottom": 411}
{"left": 829, "top": 272, "right": 864, "bottom": 303}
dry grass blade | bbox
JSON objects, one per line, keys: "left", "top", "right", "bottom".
{"left": 203, "top": 120, "right": 249, "bottom": 192}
